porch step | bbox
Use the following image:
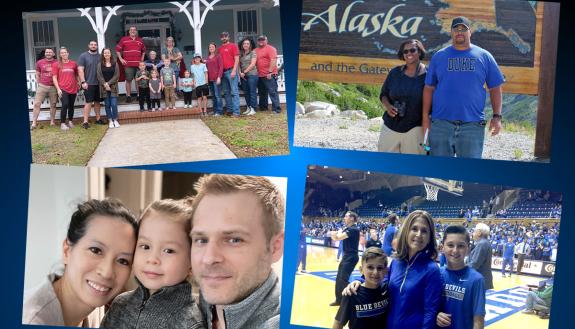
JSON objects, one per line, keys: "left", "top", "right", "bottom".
{"left": 118, "top": 108, "right": 202, "bottom": 124}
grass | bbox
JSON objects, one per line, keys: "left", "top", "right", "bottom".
{"left": 201, "top": 109, "right": 289, "bottom": 158}
{"left": 368, "top": 124, "right": 381, "bottom": 132}
{"left": 514, "top": 149, "right": 524, "bottom": 160}
{"left": 31, "top": 122, "right": 108, "bottom": 166}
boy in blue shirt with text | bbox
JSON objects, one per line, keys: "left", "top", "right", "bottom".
{"left": 437, "top": 225, "right": 485, "bottom": 329}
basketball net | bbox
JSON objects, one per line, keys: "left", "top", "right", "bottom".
{"left": 424, "top": 183, "right": 439, "bottom": 201}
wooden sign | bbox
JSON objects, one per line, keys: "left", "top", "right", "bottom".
{"left": 298, "top": 0, "right": 553, "bottom": 95}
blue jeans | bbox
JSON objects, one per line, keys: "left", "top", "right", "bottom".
{"left": 258, "top": 75, "right": 281, "bottom": 113}
{"left": 221, "top": 68, "right": 240, "bottom": 115}
{"left": 240, "top": 75, "right": 258, "bottom": 109}
{"left": 208, "top": 81, "right": 223, "bottom": 115}
{"left": 104, "top": 92, "right": 118, "bottom": 120}
{"left": 502, "top": 257, "right": 514, "bottom": 276}
{"left": 430, "top": 118, "right": 486, "bottom": 158}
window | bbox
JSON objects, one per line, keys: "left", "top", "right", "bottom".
{"left": 235, "top": 9, "right": 259, "bottom": 42}
{"left": 30, "top": 19, "right": 58, "bottom": 62}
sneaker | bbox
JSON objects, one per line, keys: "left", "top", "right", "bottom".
{"left": 30, "top": 123, "right": 37, "bottom": 130}
{"left": 109, "top": 121, "right": 115, "bottom": 128}
{"left": 241, "top": 106, "right": 251, "bottom": 115}
{"left": 126, "top": 96, "right": 132, "bottom": 103}
{"left": 82, "top": 122, "right": 90, "bottom": 129}
{"left": 114, "top": 120, "right": 121, "bottom": 128}
{"left": 50, "top": 121, "right": 56, "bottom": 127}
{"left": 329, "top": 301, "right": 340, "bottom": 307}
{"left": 67, "top": 121, "right": 75, "bottom": 129}
{"left": 60, "top": 123, "right": 69, "bottom": 131}
{"left": 213, "top": 113, "right": 222, "bottom": 117}
{"left": 171, "top": 107, "right": 177, "bottom": 110}
{"left": 523, "top": 309, "right": 535, "bottom": 314}
{"left": 95, "top": 119, "right": 106, "bottom": 125}
{"left": 148, "top": 108, "right": 152, "bottom": 112}
{"left": 246, "top": 108, "right": 256, "bottom": 116}
{"left": 301, "top": 269, "right": 307, "bottom": 273}
{"left": 139, "top": 109, "right": 145, "bottom": 112}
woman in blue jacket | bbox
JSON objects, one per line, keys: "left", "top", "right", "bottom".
{"left": 344, "top": 210, "right": 442, "bottom": 328}
{"left": 387, "top": 210, "right": 443, "bottom": 328}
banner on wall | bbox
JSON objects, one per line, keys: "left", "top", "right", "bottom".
{"left": 491, "top": 256, "right": 555, "bottom": 277}
{"left": 299, "top": 0, "right": 552, "bottom": 94}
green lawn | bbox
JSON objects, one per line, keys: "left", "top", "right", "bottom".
{"left": 201, "top": 110, "right": 289, "bottom": 158}
{"left": 31, "top": 123, "right": 108, "bottom": 166}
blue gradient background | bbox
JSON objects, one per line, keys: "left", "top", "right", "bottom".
{"left": 1, "top": 0, "right": 573, "bottom": 328}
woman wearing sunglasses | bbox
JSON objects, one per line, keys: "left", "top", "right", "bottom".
{"left": 377, "top": 39, "right": 427, "bottom": 154}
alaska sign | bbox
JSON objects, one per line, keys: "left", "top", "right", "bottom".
{"left": 298, "top": 0, "right": 557, "bottom": 95}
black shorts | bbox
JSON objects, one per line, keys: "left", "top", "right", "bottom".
{"left": 84, "top": 84, "right": 102, "bottom": 102}
{"left": 195, "top": 84, "right": 209, "bottom": 97}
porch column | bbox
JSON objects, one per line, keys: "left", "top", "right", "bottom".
{"left": 193, "top": 0, "right": 202, "bottom": 56}
{"left": 171, "top": 0, "right": 221, "bottom": 57}
{"left": 78, "top": 6, "right": 122, "bottom": 53}
{"left": 94, "top": 7, "right": 105, "bottom": 51}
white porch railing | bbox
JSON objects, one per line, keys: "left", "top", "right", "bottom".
{"left": 26, "top": 55, "right": 285, "bottom": 110}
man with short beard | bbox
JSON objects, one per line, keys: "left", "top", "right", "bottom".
{"left": 31, "top": 48, "right": 58, "bottom": 129}
{"left": 78, "top": 40, "right": 104, "bottom": 129}
{"left": 189, "top": 174, "right": 284, "bottom": 329}
{"left": 422, "top": 16, "right": 505, "bottom": 158}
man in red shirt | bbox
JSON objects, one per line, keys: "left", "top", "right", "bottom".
{"left": 255, "top": 35, "right": 281, "bottom": 113}
{"left": 218, "top": 31, "right": 240, "bottom": 116}
{"left": 116, "top": 26, "right": 146, "bottom": 103}
{"left": 31, "top": 48, "right": 58, "bottom": 129}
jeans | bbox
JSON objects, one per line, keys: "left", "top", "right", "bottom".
{"left": 209, "top": 81, "right": 223, "bottom": 114}
{"left": 501, "top": 257, "right": 514, "bottom": 276}
{"left": 240, "top": 75, "right": 258, "bottom": 109}
{"left": 104, "top": 92, "right": 118, "bottom": 120}
{"left": 525, "top": 291, "right": 548, "bottom": 310}
{"left": 429, "top": 118, "right": 486, "bottom": 158}
{"left": 221, "top": 68, "right": 240, "bottom": 115}
{"left": 258, "top": 75, "right": 281, "bottom": 113}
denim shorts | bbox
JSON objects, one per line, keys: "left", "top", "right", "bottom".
{"left": 429, "top": 118, "right": 486, "bottom": 158}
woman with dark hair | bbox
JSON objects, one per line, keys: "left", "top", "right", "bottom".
{"left": 345, "top": 210, "right": 442, "bottom": 329}
{"left": 238, "top": 37, "right": 258, "bottom": 116}
{"left": 22, "top": 199, "right": 138, "bottom": 327}
{"left": 97, "top": 48, "right": 121, "bottom": 128}
{"left": 52, "top": 47, "right": 79, "bottom": 131}
{"left": 205, "top": 42, "right": 223, "bottom": 116}
{"left": 377, "top": 39, "right": 428, "bottom": 154}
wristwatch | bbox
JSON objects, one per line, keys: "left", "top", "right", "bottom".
{"left": 492, "top": 113, "right": 502, "bottom": 120}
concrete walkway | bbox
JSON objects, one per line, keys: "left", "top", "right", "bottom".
{"left": 87, "top": 119, "right": 236, "bottom": 167}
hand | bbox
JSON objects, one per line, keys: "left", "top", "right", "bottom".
{"left": 120, "top": 58, "right": 127, "bottom": 66}
{"left": 489, "top": 118, "right": 502, "bottom": 136}
{"left": 57, "top": 89, "right": 62, "bottom": 97}
{"left": 386, "top": 106, "right": 398, "bottom": 118}
{"left": 436, "top": 312, "right": 452, "bottom": 327}
{"left": 231, "top": 70, "right": 236, "bottom": 78}
{"left": 266, "top": 73, "right": 272, "bottom": 80}
{"left": 216, "top": 77, "right": 221, "bottom": 85}
{"left": 342, "top": 281, "right": 361, "bottom": 296}
{"left": 240, "top": 72, "right": 245, "bottom": 79}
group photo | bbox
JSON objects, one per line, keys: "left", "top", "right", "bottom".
{"left": 23, "top": 165, "right": 286, "bottom": 328}
{"left": 24, "top": 0, "right": 288, "bottom": 167}
{"left": 291, "top": 166, "right": 559, "bottom": 329}
{"left": 294, "top": 0, "right": 559, "bottom": 162}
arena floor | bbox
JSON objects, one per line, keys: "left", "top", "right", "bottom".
{"left": 290, "top": 245, "right": 551, "bottom": 329}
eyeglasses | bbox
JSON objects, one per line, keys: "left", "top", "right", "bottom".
{"left": 402, "top": 48, "right": 418, "bottom": 55}
{"left": 452, "top": 27, "right": 469, "bottom": 33}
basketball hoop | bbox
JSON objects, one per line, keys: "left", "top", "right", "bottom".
{"left": 424, "top": 183, "right": 439, "bottom": 201}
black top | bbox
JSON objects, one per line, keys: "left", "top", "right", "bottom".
{"left": 101, "top": 64, "right": 115, "bottom": 82}
{"left": 380, "top": 65, "right": 426, "bottom": 133}
{"left": 343, "top": 224, "right": 360, "bottom": 255}
{"left": 365, "top": 239, "right": 382, "bottom": 250}
{"left": 335, "top": 283, "right": 390, "bottom": 329}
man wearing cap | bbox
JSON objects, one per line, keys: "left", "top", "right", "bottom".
{"left": 422, "top": 16, "right": 505, "bottom": 158}
{"left": 116, "top": 26, "right": 146, "bottom": 103}
{"left": 255, "top": 35, "right": 281, "bottom": 113}
{"left": 218, "top": 31, "right": 241, "bottom": 116}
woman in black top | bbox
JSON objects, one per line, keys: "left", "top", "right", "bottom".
{"left": 96, "top": 48, "right": 120, "bottom": 128}
{"left": 377, "top": 39, "right": 427, "bottom": 154}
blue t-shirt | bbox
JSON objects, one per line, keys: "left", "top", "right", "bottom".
{"left": 440, "top": 266, "right": 485, "bottom": 329}
{"left": 190, "top": 63, "right": 208, "bottom": 86}
{"left": 383, "top": 225, "right": 396, "bottom": 256}
{"left": 425, "top": 45, "right": 505, "bottom": 122}
{"left": 180, "top": 77, "right": 194, "bottom": 92}
{"left": 503, "top": 242, "right": 515, "bottom": 259}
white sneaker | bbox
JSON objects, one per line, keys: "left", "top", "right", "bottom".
{"left": 184, "top": 104, "right": 188, "bottom": 109}
{"left": 246, "top": 108, "right": 256, "bottom": 116}
{"left": 60, "top": 123, "right": 69, "bottom": 131}
{"left": 114, "top": 120, "right": 120, "bottom": 128}
{"left": 67, "top": 121, "right": 75, "bottom": 128}
{"left": 109, "top": 121, "right": 115, "bottom": 128}
{"left": 242, "top": 106, "right": 252, "bottom": 115}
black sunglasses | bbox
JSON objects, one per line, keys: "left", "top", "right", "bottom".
{"left": 402, "top": 48, "right": 418, "bottom": 55}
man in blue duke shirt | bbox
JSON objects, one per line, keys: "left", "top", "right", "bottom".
{"left": 422, "top": 16, "right": 505, "bottom": 158}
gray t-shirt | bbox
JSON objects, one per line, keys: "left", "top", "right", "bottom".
{"left": 239, "top": 50, "right": 258, "bottom": 76}
{"left": 77, "top": 51, "right": 101, "bottom": 85}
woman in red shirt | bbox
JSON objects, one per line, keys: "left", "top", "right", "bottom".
{"left": 52, "top": 47, "right": 80, "bottom": 131}
{"left": 205, "top": 42, "right": 223, "bottom": 116}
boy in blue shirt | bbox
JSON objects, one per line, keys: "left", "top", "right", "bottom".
{"left": 437, "top": 225, "right": 485, "bottom": 329}
{"left": 333, "top": 247, "right": 390, "bottom": 329}
{"left": 502, "top": 237, "right": 515, "bottom": 277}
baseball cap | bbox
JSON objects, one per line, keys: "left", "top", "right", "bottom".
{"left": 257, "top": 35, "right": 267, "bottom": 41}
{"left": 451, "top": 16, "right": 471, "bottom": 29}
